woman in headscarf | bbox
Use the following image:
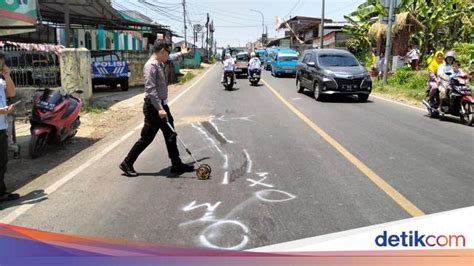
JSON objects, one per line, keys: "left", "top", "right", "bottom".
{"left": 427, "top": 51, "right": 444, "bottom": 103}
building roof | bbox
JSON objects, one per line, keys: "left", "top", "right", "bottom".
{"left": 37, "top": 0, "right": 165, "bottom": 30}
{"left": 278, "top": 16, "right": 333, "bottom": 30}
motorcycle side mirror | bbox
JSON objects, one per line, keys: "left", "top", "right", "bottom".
{"left": 75, "top": 89, "right": 84, "bottom": 94}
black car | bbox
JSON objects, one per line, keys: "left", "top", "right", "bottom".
{"left": 296, "top": 49, "right": 372, "bottom": 102}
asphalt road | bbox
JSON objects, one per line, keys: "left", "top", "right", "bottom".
{"left": 1, "top": 64, "right": 473, "bottom": 250}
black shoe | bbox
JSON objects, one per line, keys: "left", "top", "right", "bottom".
{"left": 120, "top": 161, "right": 139, "bottom": 177}
{"left": 0, "top": 192, "right": 20, "bottom": 202}
{"left": 170, "top": 161, "right": 195, "bottom": 173}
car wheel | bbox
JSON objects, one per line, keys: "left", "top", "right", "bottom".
{"left": 313, "top": 82, "right": 324, "bottom": 101}
{"left": 296, "top": 76, "right": 304, "bottom": 93}
{"left": 121, "top": 79, "right": 129, "bottom": 91}
{"left": 358, "top": 94, "right": 369, "bottom": 102}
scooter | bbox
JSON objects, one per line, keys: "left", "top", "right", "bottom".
{"left": 223, "top": 70, "right": 235, "bottom": 90}
{"left": 422, "top": 76, "right": 474, "bottom": 126}
{"left": 29, "top": 88, "right": 83, "bottom": 158}
{"left": 248, "top": 68, "right": 261, "bottom": 86}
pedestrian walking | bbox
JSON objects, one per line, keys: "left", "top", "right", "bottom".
{"left": 120, "top": 40, "right": 194, "bottom": 177}
{"left": 0, "top": 50, "right": 20, "bottom": 202}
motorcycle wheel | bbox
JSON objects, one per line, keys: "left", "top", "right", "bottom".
{"left": 29, "top": 133, "right": 49, "bottom": 159}
{"left": 460, "top": 102, "right": 473, "bottom": 126}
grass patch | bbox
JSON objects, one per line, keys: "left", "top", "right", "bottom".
{"left": 82, "top": 104, "right": 107, "bottom": 114}
{"left": 178, "top": 72, "right": 196, "bottom": 84}
{"left": 373, "top": 68, "right": 428, "bottom": 102}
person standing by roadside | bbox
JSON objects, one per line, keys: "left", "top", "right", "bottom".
{"left": 0, "top": 51, "right": 20, "bottom": 202}
{"left": 119, "top": 40, "right": 194, "bottom": 177}
{"left": 406, "top": 45, "right": 421, "bottom": 71}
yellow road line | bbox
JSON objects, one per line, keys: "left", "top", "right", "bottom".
{"left": 262, "top": 79, "right": 425, "bottom": 217}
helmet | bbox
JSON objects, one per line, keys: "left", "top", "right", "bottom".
{"left": 444, "top": 50, "right": 456, "bottom": 62}
{"left": 251, "top": 52, "right": 256, "bottom": 57}
{"left": 225, "top": 53, "right": 231, "bottom": 59}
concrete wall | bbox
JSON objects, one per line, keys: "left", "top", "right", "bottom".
{"left": 60, "top": 48, "right": 92, "bottom": 104}
{"left": 129, "top": 62, "right": 144, "bottom": 87}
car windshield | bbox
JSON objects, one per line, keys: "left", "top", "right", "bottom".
{"left": 278, "top": 55, "right": 298, "bottom": 62}
{"left": 318, "top": 54, "right": 359, "bottom": 67}
{"left": 236, "top": 54, "right": 249, "bottom": 61}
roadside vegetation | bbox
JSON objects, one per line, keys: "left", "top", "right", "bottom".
{"left": 343, "top": 0, "right": 473, "bottom": 103}
{"left": 82, "top": 104, "right": 107, "bottom": 114}
{"left": 178, "top": 72, "right": 196, "bottom": 84}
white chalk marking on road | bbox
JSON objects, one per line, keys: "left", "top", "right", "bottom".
{"left": 223, "top": 154, "right": 229, "bottom": 169}
{"left": 246, "top": 177, "right": 274, "bottom": 188}
{"left": 292, "top": 97, "right": 302, "bottom": 101}
{"left": 191, "top": 123, "right": 224, "bottom": 154}
{"left": 180, "top": 200, "right": 222, "bottom": 227}
{"left": 256, "top": 172, "right": 269, "bottom": 177}
{"left": 243, "top": 149, "right": 252, "bottom": 174}
{"left": 1, "top": 64, "right": 218, "bottom": 223}
{"left": 255, "top": 189, "right": 296, "bottom": 203}
{"left": 371, "top": 94, "right": 426, "bottom": 112}
{"left": 199, "top": 220, "right": 250, "bottom": 250}
{"left": 209, "top": 118, "right": 234, "bottom": 143}
{"left": 222, "top": 171, "right": 229, "bottom": 185}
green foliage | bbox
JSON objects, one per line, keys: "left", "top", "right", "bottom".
{"left": 82, "top": 104, "right": 107, "bottom": 114}
{"left": 373, "top": 69, "right": 428, "bottom": 102}
{"left": 391, "top": 66, "right": 415, "bottom": 84}
{"left": 178, "top": 72, "right": 196, "bottom": 84}
{"left": 344, "top": 0, "right": 474, "bottom": 62}
{"left": 453, "top": 42, "right": 474, "bottom": 76}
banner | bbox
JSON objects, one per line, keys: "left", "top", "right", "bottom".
{"left": 0, "top": 0, "right": 38, "bottom": 36}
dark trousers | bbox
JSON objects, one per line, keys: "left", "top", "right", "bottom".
{"left": 124, "top": 101, "right": 180, "bottom": 166}
{"left": 0, "top": 130, "right": 8, "bottom": 194}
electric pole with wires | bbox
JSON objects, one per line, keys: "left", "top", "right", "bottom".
{"left": 183, "top": 0, "right": 187, "bottom": 44}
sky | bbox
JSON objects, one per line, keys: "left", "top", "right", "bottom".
{"left": 118, "top": 0, "right": 366, "bottom": 47}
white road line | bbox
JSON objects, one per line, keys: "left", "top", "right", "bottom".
{"left": 243, "top": 149, "right": 252, "bottom": 174}
{"left": 1, "top": 64, "right": 217, "bottom": 224}
{"left": 371, "top": 94, "right": 426, "bottom": 112}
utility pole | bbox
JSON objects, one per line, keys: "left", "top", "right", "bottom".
{"left": 183, "top": 0, "right": 187, "bottom": 44}
{"left": 64, "top": 0, "right": 70, "bottom": 47}
{"left": 383, "top": 0, "right": 395, "bottom": 85}
{"left": 206, "top": 13, "right": 209, "bottom": 61}
{"left": 320, "top": 0, "right": 325, "bottom": 49}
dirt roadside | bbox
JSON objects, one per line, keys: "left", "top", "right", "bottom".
{"left": 4, "top": 64, "right": 212, "bottom": 195}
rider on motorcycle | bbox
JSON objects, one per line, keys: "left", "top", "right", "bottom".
{"left": 248, "top": 52, "right": 261, "bottom": 75}
{"left": 436, "top": 51, "right": 456, "bottom": 113}
{"left": 221, "top": 53, "right": 236, "bottom": 84}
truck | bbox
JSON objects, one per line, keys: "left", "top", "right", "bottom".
{"left": 91, "top": 51, "right": 130, "bottom": 91}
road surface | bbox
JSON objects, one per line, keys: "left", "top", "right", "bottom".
{"left": 1, "top": 64, "right": 472, "bottom": 250}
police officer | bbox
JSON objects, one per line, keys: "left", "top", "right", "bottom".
{"left": 120, "top": 40, "right": 194, "bottom": 176}
{"left": 0, "top": 50, "right": 20, "bottom": 201}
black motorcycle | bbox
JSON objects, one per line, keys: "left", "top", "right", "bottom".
{"left": 223, "top": 70, "right": 235, "bottom": 90}
{"left": 248, "top": 68, "right": 261, "bottom": 86}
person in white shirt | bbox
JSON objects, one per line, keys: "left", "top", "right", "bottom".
{"left": 0, "top": 50, "right": 20, "bottom": 202}
{"left": 436, "top": 51, "right": 456, "bottom": 113}
{"left": 248, "top": 52, "right": 261, "bottom": 75}
{"left": 406, "top": 45, "right": 420, "bottom": 71}
{"left": 221, "top": 53, "right": 236, "bottom": 83}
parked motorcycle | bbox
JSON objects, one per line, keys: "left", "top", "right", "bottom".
{"left": 29, "top": 88, "right": 83, "bottom": 158}
{"left": 248, "top": 68, "right": 261, "bottom": 86}
{"left": 422, "top": 76, "right": 474, "bottom": 126}
{"left": 223, "top": 70, "right": 235, "bottom": 90}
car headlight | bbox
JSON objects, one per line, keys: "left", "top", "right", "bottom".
{"left": 323, "top": 70, "right": 335, "bottom": 78}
